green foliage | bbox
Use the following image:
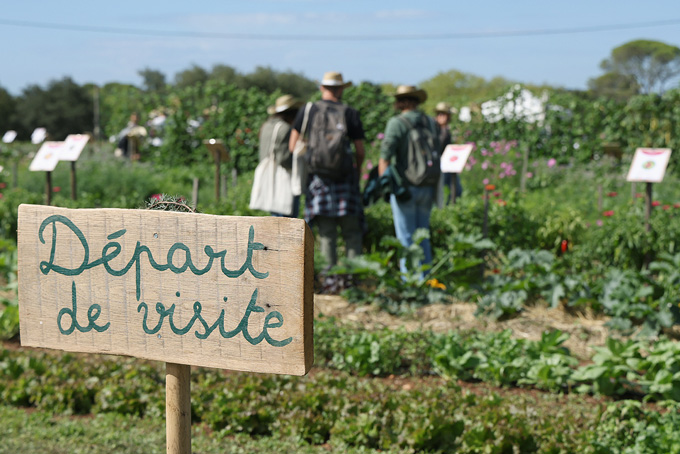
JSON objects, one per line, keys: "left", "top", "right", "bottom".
{"left": 603, "top": 39, "right": 680, "bottom": 94}
{"left": 15, "top": 77, "right": 94, "bottom": 140}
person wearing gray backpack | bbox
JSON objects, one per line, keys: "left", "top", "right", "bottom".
{"left": 289, "top": 71, "right": 366, "bottom": 269}
{"left": 378, "top": 85, "right": 440, "bottom": 276}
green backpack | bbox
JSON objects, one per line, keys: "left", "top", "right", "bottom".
{"left": 398, "top": 113, "right": 441, "bottom": 187}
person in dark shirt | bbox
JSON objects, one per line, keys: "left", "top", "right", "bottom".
{"left": 289, "top": 71, "right": 365, "bottom": 269}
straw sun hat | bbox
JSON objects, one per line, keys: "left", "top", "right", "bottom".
{"left": 267, "top": 94, "right": 303, "bottom": 115}
{"left": 393, "top": 85, "right": 427, "bottom": 103}
{"left": 320, "top": 71, "right": 352, "bottom": 88}
{"left": 435, "top": 102, "right": 454, "bottom": 114}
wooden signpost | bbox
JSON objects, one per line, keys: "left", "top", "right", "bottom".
{"left": 204, "top": 139, "right": 229, "bottom": 201}
{"left": 18, "top": 205, "right": 314, "bottom": 453}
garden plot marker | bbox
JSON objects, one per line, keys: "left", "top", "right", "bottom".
{"left": 626, "top": 148, "right": 672, "bottom": 232}
{"left": 204, "top": 139, "right": 229, "bottom": 201}
{"left": 29, "top": 141, "right": 64, "bottom": 205}
{"left": 17, "top": 205, "right": 315, "bottom": 454}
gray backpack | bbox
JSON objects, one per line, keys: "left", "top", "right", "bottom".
{"left": 306, "top": 101, "right": 353, "bottom": 181}
{"left": 398, "top": 113, "right": 441, "bottom": 187}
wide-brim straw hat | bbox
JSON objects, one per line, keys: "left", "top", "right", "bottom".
{"left": 435, "top": 101, "right": 454, "bottom": 114}
{"left": 394, "top": 85, "right": 427, "bottom": 103}
{"left": 267, "top": 94, "right": 303, "bottom": 115}
{"left": 320, "top": 71, "right": 352, "bottom": 88}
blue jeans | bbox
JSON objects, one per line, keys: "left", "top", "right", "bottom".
{"left": 389, "top": 185, "right": 434, "bottom": 274}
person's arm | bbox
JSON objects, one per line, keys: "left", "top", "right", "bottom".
{"left": 288, "top": 128, "right": 300, "bottom": 152}
{"left": 378, "top": 158, "right": 390, "bottom": 176}
{"left": 353, "top": 139, "right": 365, "bottom": 172}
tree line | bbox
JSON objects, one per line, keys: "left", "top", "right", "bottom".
{"left": 0, "top": 39, "right": 678, "bottom": 143}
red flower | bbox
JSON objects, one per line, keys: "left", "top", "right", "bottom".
{"left": 561, "top": 239, "right": 568, "bottom": 254}
{"left": 606, "top": 192, "right": 618, "bottom": 197}
{"left": 603, "top": 210, "right": 614, "bottom": 217}
{"left": 674, "top": 203, "right": 680, "bottom": 209}
{"left": 493, "top": 191, "right": 501, "bottom": 198}
{"left": 635, "top": 193, "right": 644, "bottom": 198}
{"left": 0, "top": 183, "right": 6, "bottom": 189}
{"left": 151, "top": 194, "right": 162, "bottom": 201}
{"left": 652, "top": 201, "right": 661, "bottom": 207}
{"left": 53, "top": 186, "right": 61, "bottom": 193}
{"left": 663, "top": 205, "right": 671, "bottom": 210}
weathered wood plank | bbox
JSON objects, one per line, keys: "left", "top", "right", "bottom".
{"left": 18, "top": 204, "right": 314, "bottom": 375}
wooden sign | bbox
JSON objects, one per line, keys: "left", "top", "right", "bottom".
{"left": 626, "top": 148, "right": 672, "bottom": 183}
{"left": 29, "top": 141, "right": 65, "bottom": 172}
{"left": 204, "top": 139, "right": 229, "bottom": 162}
{"left": 18, "top": 205, "right": 314, "bottom": 376}
{"left": 441, "top": 144, "right": 473, "bottom": 173}
{"left": 61, "top": 134, "right": 90, "bottom": 161}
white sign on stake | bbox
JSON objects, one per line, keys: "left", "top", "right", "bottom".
{"left": 61, "top": 134, "right": 90, "bottom": 161}
{"left": 440, "top": 144, "right": 473, "bottom": 174}
{"left": 2, "top": 130, "right": 17, "bottom": 144}
{"left": 31, "top": 128, "right": 47, "bottom": 145}
{"left": 29, "top": 141, "right": 65, "bottom": 172}
{"left": 626, "top": 148, "right": 672, "bottom": 183}
{"left": 18, "top": 205, "right": 315, "bottom": 376}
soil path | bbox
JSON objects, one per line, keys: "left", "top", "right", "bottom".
{"left": 314, "top": 294, "right": 611, "bottom": 359}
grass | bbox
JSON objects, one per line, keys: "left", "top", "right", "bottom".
{"left": 0, "top": 404, "right": 411, "bottom": 454}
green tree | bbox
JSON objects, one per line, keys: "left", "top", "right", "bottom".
{"left": 210, "top": 64, "right": 242, "bottom": 86}
{"left": 588, "top": 72, "right": 640, "bottom": 100}
{"left": 0, "top": 85, "right": 17, "bottom": 138}
{"left": 174, "top": 64, "right": 209, "bottom": 89}
{"left": 420, "top": 69, "right": 513, "bottom": 114}
{"left": 138, "top": 68, "right": 167, "bottom": 92}
{"left": 15, "top": 77, "right": 93, "bottom": 140}
{"left": 599, "top": 40, "right": 680, "bottom": 94}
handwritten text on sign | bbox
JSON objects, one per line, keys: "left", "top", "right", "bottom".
{"left": 18, "top": 205, "right": 314, "bottom": 375}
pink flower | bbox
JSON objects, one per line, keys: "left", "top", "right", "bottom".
{"left": 481, "top": 161, "right": 490, "bottom": 170}
{"left": 596, "top": 220, "right": 603, "bottom": 226}
{"left": 483, "top": 178, "right": 489, "bottom": 185}
{"left": 151, "top": 194, "right": 162, "bottom": 201}
{"left": 526, "top": 172, "right": 533, "bottom": 178}
{"left": 362, "top": 173, "right": 369, "bottom": 180}
{"left": 377, "top": 133, "right": 385, "bottom": 140}
{"left": 603, "top": 210, "right": 614, "bottom": 217}
{"left": 481, "top": 149, "right": 489, "bottom": 156}
{"left": 499, "top": 173, "right": 506, "bottom": 179}
{"left": 663, "top": 205, "right": 671, "bottom": 210}
{"left": 547, "top": 158, "right": 557, "bottom": 168}
{"left": 53, "top": 186, "right": 61, "bottom": 193}
{"left": 366, "top": 160, "right": 374, "bottom": 170}
{"left": 652, "top": 201, "right": 661, "bottom": 207}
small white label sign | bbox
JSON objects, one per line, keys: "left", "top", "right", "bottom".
{"left": 61, "top": 134, "right": 90, "bottom": 161}
{"left": 2, "top": 130, "right": 17, "bottom": 144}
{"left": 626, "top": 148, "right": 672, "bottom": 183}
{"left": 440, "top": 144, "right": 473, "bottom": 173}
{"left": 29, "top": 141, "right": 65, "bottom": 172}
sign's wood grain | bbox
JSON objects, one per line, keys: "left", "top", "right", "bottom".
{"left": 18, "top": 204, "right": 314, "bottom": 375}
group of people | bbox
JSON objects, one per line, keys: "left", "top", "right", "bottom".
{"left": 254, "top": 71, "right": 462, "bottom": 274}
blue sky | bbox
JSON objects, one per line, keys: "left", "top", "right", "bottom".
{"left": 2, "top": 1, "right": 679, "bottom": 95}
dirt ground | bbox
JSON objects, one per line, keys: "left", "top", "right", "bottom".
{"left": 314, "top": 294, "right": 612, "bottom": 360}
